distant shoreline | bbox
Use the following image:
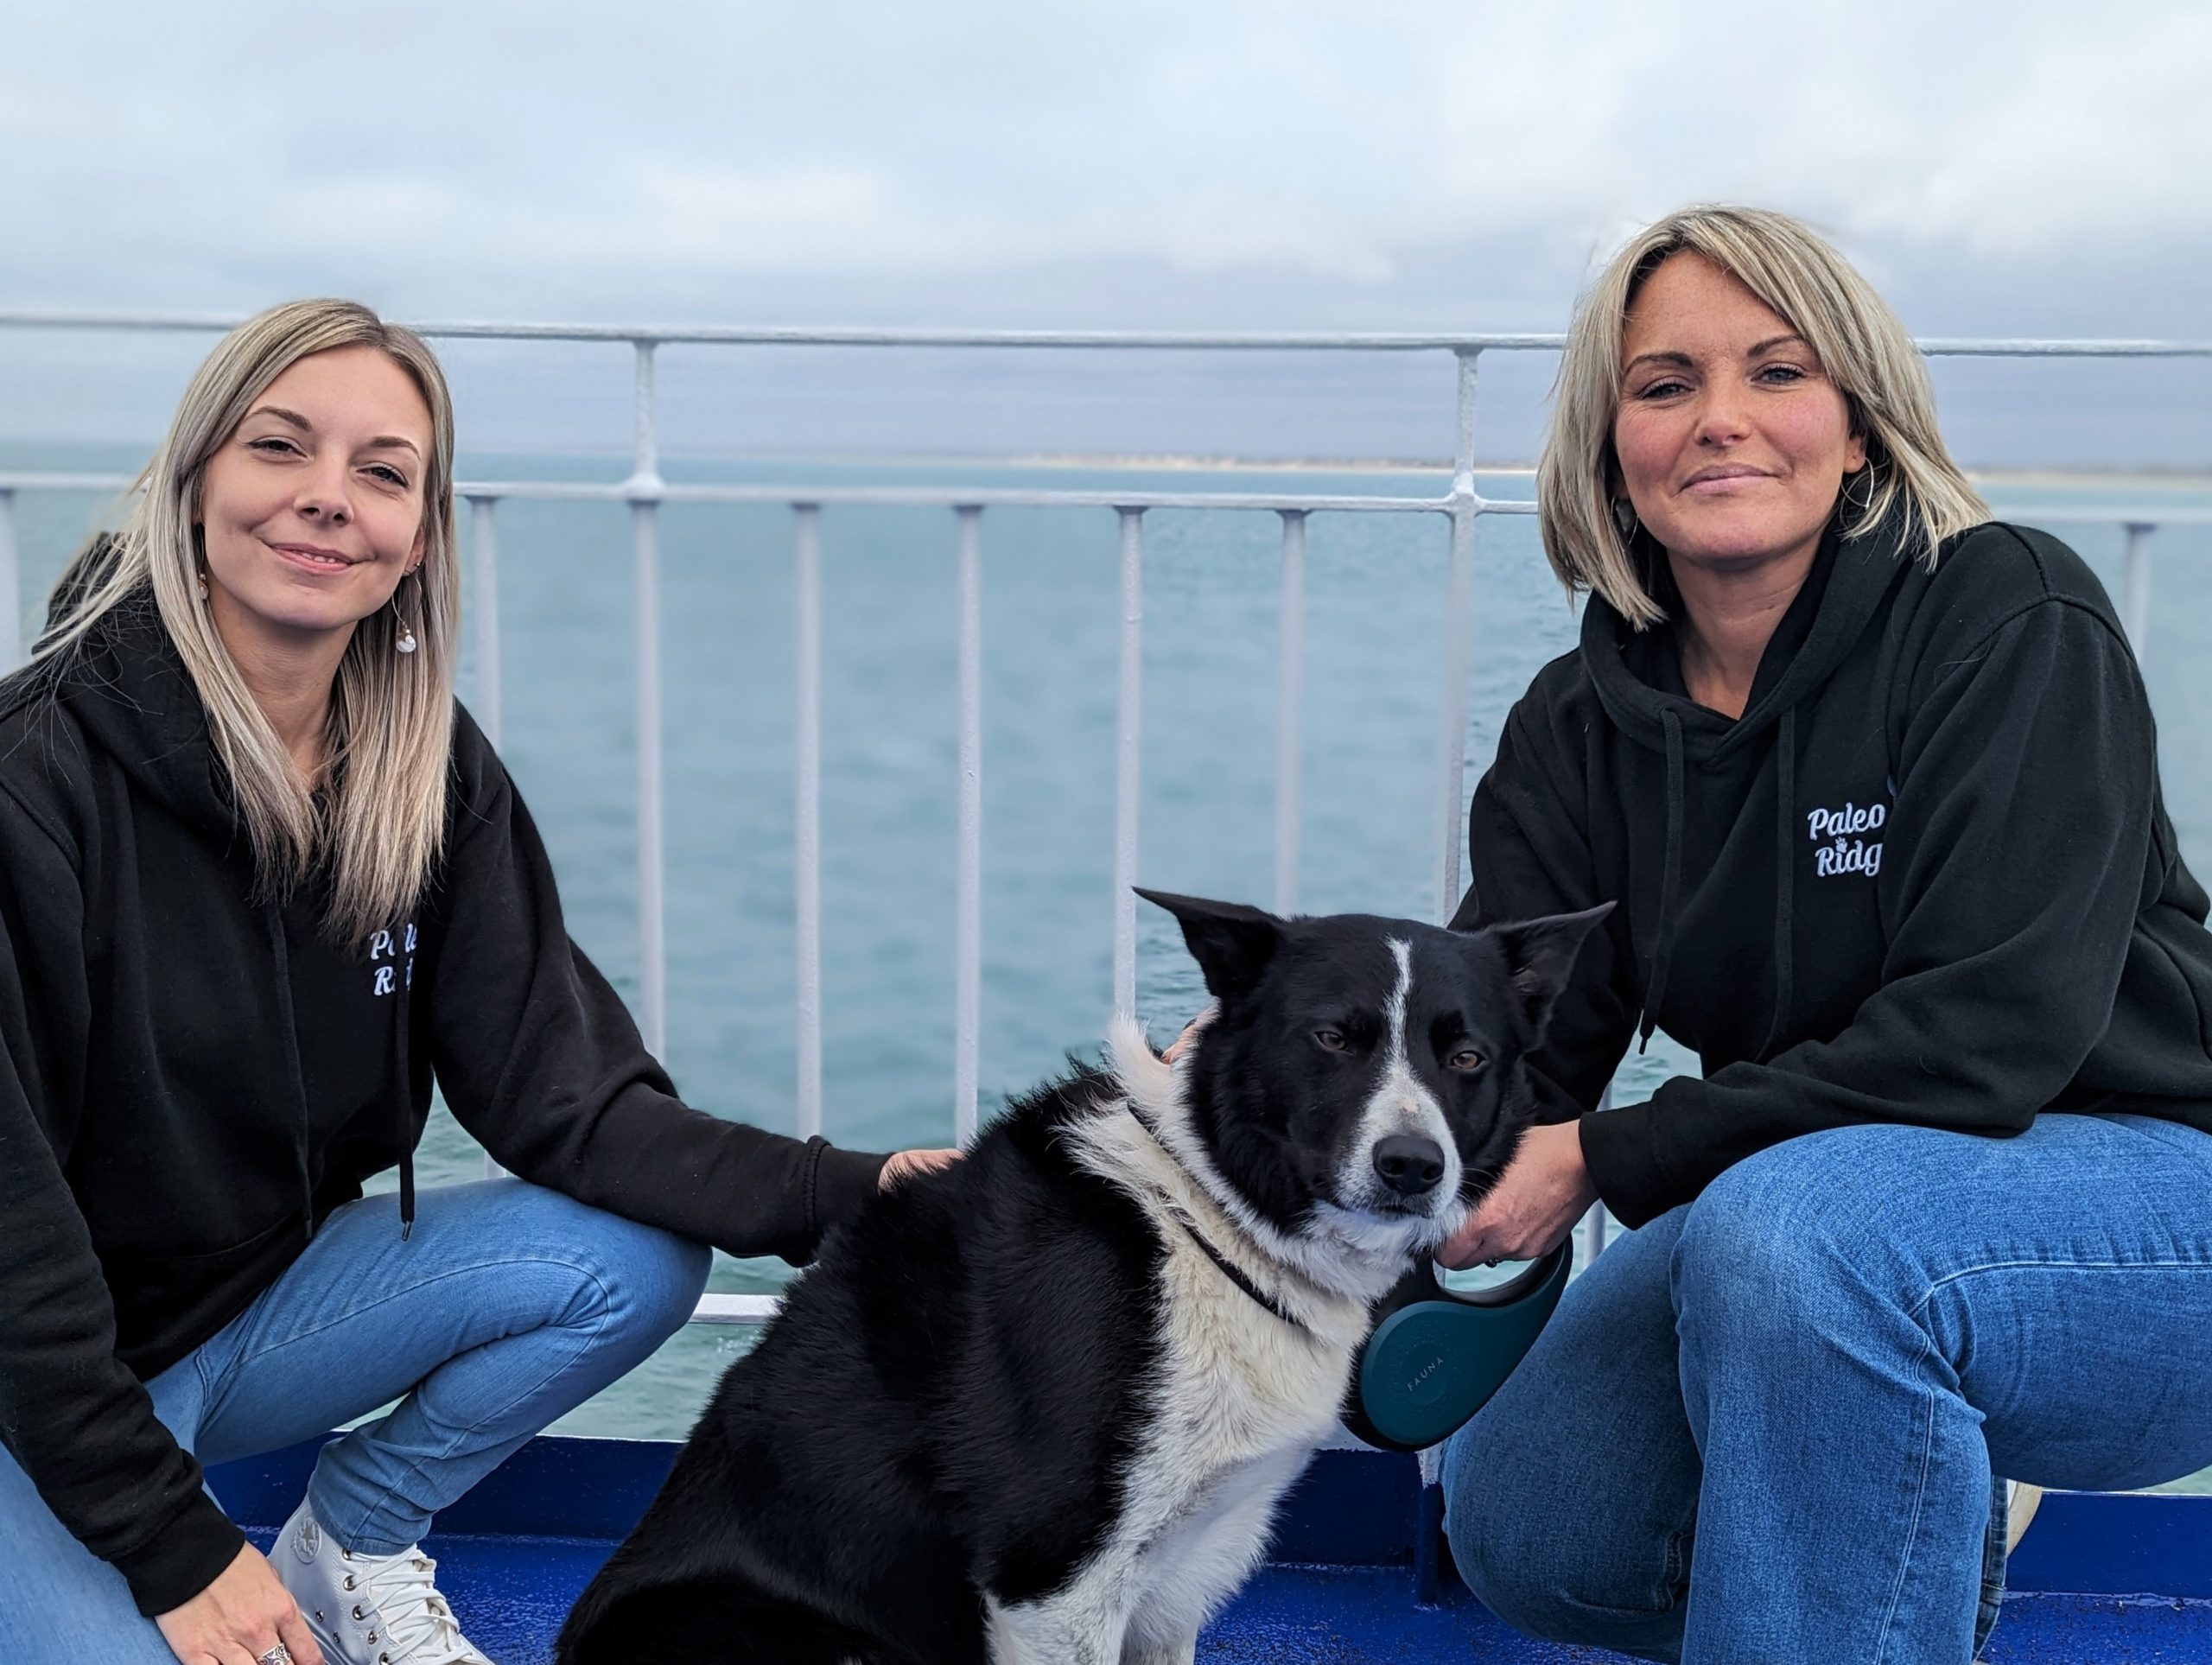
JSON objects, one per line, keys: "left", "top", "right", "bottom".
{"left": 496, "top": 448, "right": 2212, "bottom": 488}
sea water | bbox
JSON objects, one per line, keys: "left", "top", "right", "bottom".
{"left": 7, "top": 447, "right": 2210, "bottom": 1471}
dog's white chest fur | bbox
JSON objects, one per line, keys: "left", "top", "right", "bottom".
{"left": 984, "top": 1026, "right": 1382, "bottom": 1665}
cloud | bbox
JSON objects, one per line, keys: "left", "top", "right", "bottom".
{"left": 1837, "top": 10, "right": 2212, "bottom": 255}
{"left": 3, "top": 0, "right": 2208, "bottom": 321}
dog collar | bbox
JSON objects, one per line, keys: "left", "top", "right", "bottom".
{"left": 1125, "top": 1105, "right": 1312, "bottom": 1335}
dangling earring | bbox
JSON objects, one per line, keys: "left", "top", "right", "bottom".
{"left": 195, "top": 568, "right": 209, "bottom": 601}
{"left": 1841, "top": 465, "right": 1876, "bottom": 520}
{"left": 392, "top": 593, "right": 418, "bottom": 656}
{"left": 1611, "top": 497, "right": 1640, "bottom": 542}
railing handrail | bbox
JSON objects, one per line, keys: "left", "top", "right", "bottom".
{"left": 3, "top": 308, "right": 2211, "bottom": 357}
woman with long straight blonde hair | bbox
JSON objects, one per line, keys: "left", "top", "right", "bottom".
{"left": 0, "top": 302, "right": 953, "bottom": 1665}
{"left": 1427, "top": 207, "right": 2212, "bottom": 1662}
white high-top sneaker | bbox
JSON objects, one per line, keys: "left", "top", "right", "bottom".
{"left": 273, "top": 1497, "right": 493, "bottom": 1665}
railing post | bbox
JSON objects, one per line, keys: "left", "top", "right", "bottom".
{"left": 459, "top": 502, "right": 511, "bottom": 1181}
{"left": 1274, "top": 510, "right": 1306, "bottom": 918}
{"left": 795, "top": 504, "right": 824, "bottom": 1141}
{"left": 467, "top": 496, "right": 502, "bottom": 749}
{"left": 1435, "top": 349, "right": 1482, "bottom": 922}
{"left": 1113, "top": 508, "right": 1145, "bottom": 1022}
{"left": 626, "top": 340, "right": 668, "bottom": 1058}
{"left": 2122, "top": 521, "right": 2154, "bottom": 663}
{"left": 0, "top": 487, "right": 18, "bottom": 673}
{"left": 955, "top": 506, "right": 984, "bottom": 1146}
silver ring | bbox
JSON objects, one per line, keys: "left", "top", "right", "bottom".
{"left": 257, "top": 1646, "right": 294, "bottom": 1665}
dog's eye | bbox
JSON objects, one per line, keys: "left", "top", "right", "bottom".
{"left": 1446, "top": 1047, "right": 1484, "bottom": 1073}
{"left": 1313, "top": 1027, "right": 1347, "bottom": 1052}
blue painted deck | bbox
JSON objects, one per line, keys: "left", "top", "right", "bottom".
{"left": 212, "top": 1438, "right": 2212, "bottom": 1662}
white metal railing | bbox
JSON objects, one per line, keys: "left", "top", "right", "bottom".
{"left": 3, "top": 313, "right": 2208, "bottom": 1328}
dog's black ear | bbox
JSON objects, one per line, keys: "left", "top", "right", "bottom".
{"left": 1479, "top": 903, "right": 1615, "bottom": 1039}
{"left": 1135, "top": 888, "right": 1285, "bottom": 1003}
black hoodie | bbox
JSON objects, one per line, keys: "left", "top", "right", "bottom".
{"left": 0, "top": 588, "right": 888, "bottom": 1616}
{"left": 1451, "top": 518, "right": 2212, "bottom": 1228}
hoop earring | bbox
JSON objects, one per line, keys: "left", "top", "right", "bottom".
{"left": 392, "top": 593, "right": 418, "bottom": 656}
{"left": 1841, "top": 466, "right": 1876, "bottom": 519}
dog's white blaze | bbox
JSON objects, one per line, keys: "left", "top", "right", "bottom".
{"left": 993, "top": 1025, "right": 1394, "bottom": 1662}
{"left": 1384, "top": 937, "right": 1414, "bottom": 1067}
{"left": 1345, "top": 938, "right": 1462, "bottom": 1212}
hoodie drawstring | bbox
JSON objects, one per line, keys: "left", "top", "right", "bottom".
{"left": 1637, "top": 709, "right": 1686, "bottom": 1053}
{"left": 1757, "top": 709, "right": 1799, "bottom": 1062}
{"left": 264, "top": 905, "right": 317, "bottom": 1248}
{"left": 394, "top": 941, "right": 416, "bottom": 1240}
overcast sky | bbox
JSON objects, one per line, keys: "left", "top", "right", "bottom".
{"left": 3, "top": 1, "right": 2208, "bottom": 464}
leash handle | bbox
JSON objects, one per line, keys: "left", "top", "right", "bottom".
{"left": 1342, "top": 1239, "right": 1575, "bottom": 1452}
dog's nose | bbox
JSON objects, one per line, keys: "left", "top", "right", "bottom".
{"left": 1372, "top": 1134, "right": 1446, "bottom": 1198}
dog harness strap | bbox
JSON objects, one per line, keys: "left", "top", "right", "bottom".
{"left": 1125, "top": 1106, "right": 1311, "bottom": 1334}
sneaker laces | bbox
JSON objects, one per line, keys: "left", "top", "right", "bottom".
{"left": 343, "top": 1546, "right": 487, "bottom": 1665}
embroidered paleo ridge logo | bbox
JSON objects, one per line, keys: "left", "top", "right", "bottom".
{"left": 1808, "top": 800, "right": 1885, "bottom": 878}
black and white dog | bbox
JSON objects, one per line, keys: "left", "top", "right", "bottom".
{"left": 557, "top": 890, "right": 1605, "bottom": 1665}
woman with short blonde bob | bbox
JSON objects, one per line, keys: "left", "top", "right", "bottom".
{"left": 0, "top": 302, "right": 950, "bottom": 1665}
{"left": 1432, "top": 207, "right": 2212, "bottom": 1662}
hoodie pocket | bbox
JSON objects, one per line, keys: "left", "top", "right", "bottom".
{"left": 100, "top": 1211, "right": 308, "bottom": 1370}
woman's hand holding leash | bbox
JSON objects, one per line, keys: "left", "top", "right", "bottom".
{"left": 1437, "top": 1121, "right": 1596, "bottom": 1269}
{"left": 156, "top": 1543, "right": 321, "bottom": 1665}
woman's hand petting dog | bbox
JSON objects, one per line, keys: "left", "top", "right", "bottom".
{"left": 1436, "top": 1121, "right": 1596, "bottom": 1268}
{"left": 156, "top": 1543, "right": 322, "bottom": 1665}
{"left": 879, "top": 1147, "right": 963, "bottom": 1189}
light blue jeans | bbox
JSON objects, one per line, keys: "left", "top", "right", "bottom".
{"left": 1442, "top": 1114, "right": 2212, "bottom": 1664}
{"left": 0, "top": 1179, "right": 709, "bottom": 1659}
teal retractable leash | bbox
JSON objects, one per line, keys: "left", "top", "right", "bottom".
{"left": 1343, "top": 1242, "right": 1572, "bottom": 1452}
